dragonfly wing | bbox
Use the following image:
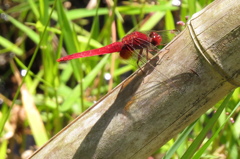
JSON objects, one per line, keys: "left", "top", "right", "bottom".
{"left": 140, "top": 30, "right": 179, "bottom": 45}
{"left": 119, "top": 46, "right": 133, "bottom": 60}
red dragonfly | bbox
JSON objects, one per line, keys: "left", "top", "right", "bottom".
{"left": 57, "top": 31, "right": 176, "bottom": 66}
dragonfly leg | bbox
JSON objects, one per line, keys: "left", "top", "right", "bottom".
{"left": 137, "top": 49, "right": 143, "bottom": 67}
{"left": 146, "top": 47, "right": 149, "bottom": 60}
{"left": 137, "top": 49, "right": 146, "bottom": 73}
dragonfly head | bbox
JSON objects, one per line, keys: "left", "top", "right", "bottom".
{"left": 149, "top": 32, "right": 162, "bottom": 46}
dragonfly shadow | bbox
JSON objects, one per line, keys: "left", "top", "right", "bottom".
{"left": 72, "top": 54, "right": 199, "bottom": 158}
{"left": 133, "top": 72, "right": 197, "bottom": 102}
{"left": 72, "top": 58, "right": 158, "bottom": 158}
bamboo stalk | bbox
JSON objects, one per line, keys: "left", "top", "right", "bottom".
{"left": 30, "top": 0, "right": 240, "bottom": 158}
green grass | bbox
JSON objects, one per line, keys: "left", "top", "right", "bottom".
{"left": 0, "top": 0, "right": 239, "bottom": 158}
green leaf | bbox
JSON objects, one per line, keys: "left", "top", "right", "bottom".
{"left": 0, "top": 36, "right": 23, "bottom": 55}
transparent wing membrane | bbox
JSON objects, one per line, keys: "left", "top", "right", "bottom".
{"left": 121, "top": 29, "right": 194, "bottom": 95}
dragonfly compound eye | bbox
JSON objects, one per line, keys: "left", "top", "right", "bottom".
{"left": 149, "top": 32, "right": 162, "bottom": 46}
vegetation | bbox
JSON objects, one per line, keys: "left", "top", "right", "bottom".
{"left": 0, "top": 0, "right": 239, "bottom": 158}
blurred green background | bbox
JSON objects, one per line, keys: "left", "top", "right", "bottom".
{"left": 0, "top": 0, "right": 239, "bottom": 158}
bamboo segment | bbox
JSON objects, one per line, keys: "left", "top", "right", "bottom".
{"left": 30, "top": 0, "right": 240, "bottom": 158}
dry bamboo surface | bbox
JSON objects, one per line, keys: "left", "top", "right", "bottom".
{"left": 30, "top": 0, "right": 240, "bottom": 158}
